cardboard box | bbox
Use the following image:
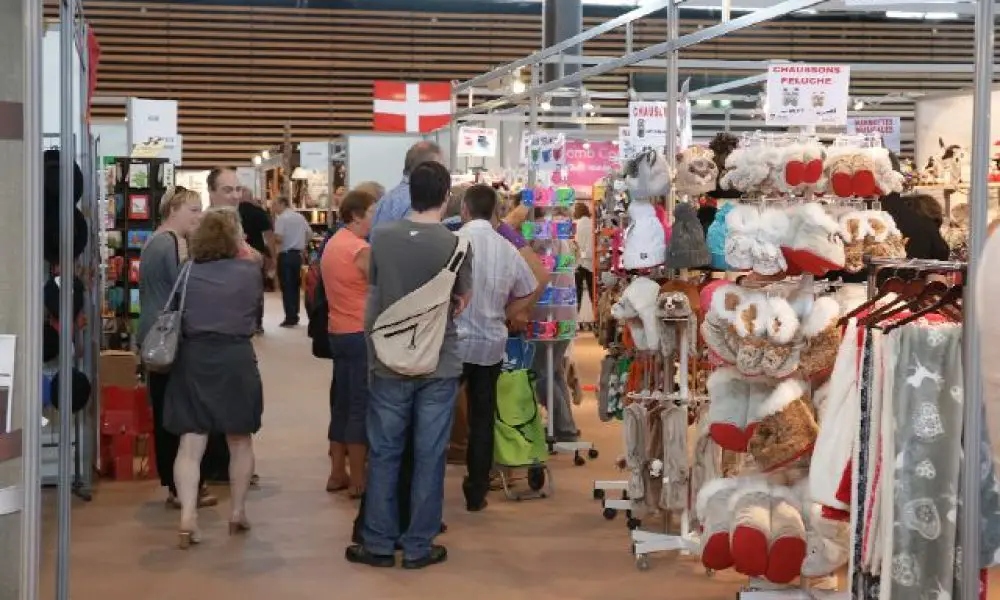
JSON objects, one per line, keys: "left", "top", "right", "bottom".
{"left": 99, "top": 350, "right": 139, "bottom": 388}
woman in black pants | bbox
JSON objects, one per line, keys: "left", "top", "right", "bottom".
{"left": 573, "top": 203, "right": 594, "bottom": 309}
{"left": 138, "top": 188, "right": 219, "bottom": 508}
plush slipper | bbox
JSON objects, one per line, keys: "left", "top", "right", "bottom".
{"left": 696, "top": 478, "right": 740, "bottom": 571}
{"left": 729, "top": 478, "right": 772, "bottom": 577}
{"left": 765, "top": 485, "right": 807, "bottom": 584}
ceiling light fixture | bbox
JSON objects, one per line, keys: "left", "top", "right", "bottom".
{"left": 853, "top": 99, "right": 865, "bottom": 111}
{"left": 252, "top": 155, "right": 262, "bottom": 166}
{"left": 540, "top": 98, "right": 552, "bottom": 111}
{"left": 261, "top": 150, "right": 270, "bottom": 160}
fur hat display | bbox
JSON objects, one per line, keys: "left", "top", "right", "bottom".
{"left": 798, "top": 297, "right": 842, "bottom": 380}
{"left": 706, "top": 367, "right": 773, "bottom": 453}
{"left": 656, "top": 290, "right": 697, "bottom": 358}
{"left": 674, "top": 146, "right": 719, "bottom": 197}
{"left": 780, "top": 203, "right": 846, "bottom": 276}
{"left": 611, "top": 277, "right": 662, "bottom": 352}
{"left": 665, "top": 203, "right": 711, "bottom": 268}
{"left": 746, "top": 379, "right": 819, "bottom": 472}
{"left": 625, "top": 149, "right": 672, "bottom": 200}
{"left": 622, "top": 202, "right": 667, "bottom": 270}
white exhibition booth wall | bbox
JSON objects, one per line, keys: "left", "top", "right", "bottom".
{"left": 42, "top": 26, "right": 83, "bottom": 155}
{"left": 914, "top": 86, "right": 1000, "bottom": 172}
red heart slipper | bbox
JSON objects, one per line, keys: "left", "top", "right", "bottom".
{"left": 701, "top": 530, "right": 735, "bottom": 571}
{"left": 830, "top": 171, "right": 853, "bottom": 197}
{"left": 852, "top": 170, "right": 877, "bottom": 197}
{"left": 785, "top": 160, "right": 805, "bottom": 187}
{"left": 732, "top": 525, "right": 769, "bottom": 577}
{"left": 765, "top": 536, "right": 807, "bottom": 584}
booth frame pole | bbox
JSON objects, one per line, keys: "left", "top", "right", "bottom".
{"left": 21, "top": 0, "right": 44, "bottom": 593}
{"left": 961, "top": 0, "right": 993, "bottom": 598}
{"left": 453, "top": 0, "right": 824, "bottom": 119}
{"left": 665, "top": 0, "right": 678, "bottom": 213}
{"left": 56, "top": 0, "right": 77, "bottom": 598}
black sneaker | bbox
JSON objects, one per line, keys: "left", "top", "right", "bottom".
{"left": 345, "top": 545, "right": 395, "bottom": 568}
{"left": 402, "top": 545, "right": 448, "bottom": 570}
{"left": 466, "top": 498, "right": 488, "bottom": 513}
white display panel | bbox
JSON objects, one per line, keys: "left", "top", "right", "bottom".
{"left": 42, "top": 26, "right": 83, "bottom": 155}
{"left": 91, "top": 120, "right": 129, "bottom": 158}
{"left": 345, "top": 133, "right": 426, "bottom": 191}
{"left": 914, "top": 87, "right": 1000, "bottom": 170}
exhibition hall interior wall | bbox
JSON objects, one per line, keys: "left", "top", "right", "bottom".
{"left": 914, "top": 87, "right": 1000, "bottom": 168}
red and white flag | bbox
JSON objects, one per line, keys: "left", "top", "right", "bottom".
{"left": 372, "top": 81, "right": 452, "bottom": 133}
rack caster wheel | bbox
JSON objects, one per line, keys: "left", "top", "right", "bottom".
{"left": 626, "top": 517, "right": 641, "bottom": 530}
{"left": 527, "top": 466, "right": 546, "bottom": 491}
{"left": 588, "top": 448, "right": 599, "bottom": 460}
{"left": 573, "top": 452, "right": 586, "bottom": 466}
{"left": 593, "top": 488, "right": 605, "bottom": 500}
{"left": 602, "top": 507, "right": 617, "bottom": 520}
{"left": 635, "top": 556, "right": 650, "bottom": 571}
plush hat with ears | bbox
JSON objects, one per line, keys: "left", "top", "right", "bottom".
{"left": 838, "top": 211, "right": 869, "bottom": 273}
{"left": 675, "top": 146, "right": 719, "bottom": 197}
{"left": 626, "top": 148, "right": 672, "bottom": 200}
{"left": 611, "top": 276, "right": 662, "bottom": 352}
{"left": 622, "top": 202, "right": 668, "bottom": 270}
{"left": 781, "top": 203, "right": 846, "bottom": 276}
{"left": 747, "top": 378, "right": 819, "bottom": 472}
{"left": 734, "top": 295, "right": 770, "bottom": 377}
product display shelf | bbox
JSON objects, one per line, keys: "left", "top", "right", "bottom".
{"left": 521, "top": 183, "right": 599, "bottom": 470}
{"left": 103, "top": 157, "right": 170, "bottom": 351}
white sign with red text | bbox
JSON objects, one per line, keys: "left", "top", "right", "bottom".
{"left": 456, "top": 126, "right": 498, "bottom": 158}
{"left": 847, "top": 116, "right": 901, "bottom": 153}
{"left": 766, "top": 65, "right": 850, "bottom": 127}
{"left": 629, "top": 101, "right": 668, "bottom": 152}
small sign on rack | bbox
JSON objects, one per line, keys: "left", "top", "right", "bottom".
{"left": 456, "top": 126, "right": 498, "bottom": 158}
{"left": 765, "top": 65, "right": 850, "bottom": 127}
{"left": 847, "top": 116, "right": 901, "bottom": 153}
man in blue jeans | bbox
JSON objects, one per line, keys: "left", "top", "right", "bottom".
{"left": 346, "top": 161, "right": 472, "bottom": 569}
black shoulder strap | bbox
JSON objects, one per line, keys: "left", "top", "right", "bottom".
{"left": 165, "top": 230, "right": 180, "bottom": 265}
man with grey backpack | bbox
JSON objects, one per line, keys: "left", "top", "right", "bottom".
{"left": 346, "top": 161, "right": 472, "bottom": 570}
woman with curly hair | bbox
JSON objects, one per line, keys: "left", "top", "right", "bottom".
{"left": 164, "top": 206, "right": 264, "bottom": 549}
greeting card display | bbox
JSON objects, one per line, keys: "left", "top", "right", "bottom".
{"left": 127, "top": 229, "right": 152, "bottom": 249}
{"left": 526, "top": 133, "right": 567, "bottom": 171}
{"left": 128, "top": 163, "right": 149, "bottom": 188}
{"left": 106, "top": 231, "right": 123, "bottom": 250}
{"left": 129, "top": 288, "right": 141, "bottom": 314}
{"left": 128, "top": 258, "right": 140, "bottom": 283}
{"left": 128, "top": 194, "right": 150, "bottom": 220}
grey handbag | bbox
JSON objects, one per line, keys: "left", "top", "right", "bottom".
{"left": 141, "top": 260, "right": 192, "bottom": 373}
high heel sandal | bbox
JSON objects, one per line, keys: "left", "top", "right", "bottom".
{"left": 178, "top": 530, "right": 201, "bottom": 549}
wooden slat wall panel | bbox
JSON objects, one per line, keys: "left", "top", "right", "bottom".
{"left": 44, "top": 1, "right": 996, "bottom": 167}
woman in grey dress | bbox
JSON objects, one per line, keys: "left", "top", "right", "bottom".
{"left": 164, "top": 207, "right": 264, "bottom": 549}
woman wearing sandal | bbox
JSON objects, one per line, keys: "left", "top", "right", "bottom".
{"left": 138, "top": 187, "right": 218, "bottom": 510}
{"left": 321, "top": 189, "right": 376, "bottom": 497}
{"left": 164, "top": 208, "right": 264, "bottom": 548}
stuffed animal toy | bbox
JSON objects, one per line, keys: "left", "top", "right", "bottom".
{"left": 656, "top": 287, "right": 698, "bottom": 358}
{"left": 611, "top": 277, "right": 662, "bottom": 352}
{"left": 674, "top": 146, "right": 718, "bottom": 197}
{"left": 938, "top": 137, "right": 968, "bottom": 184}
{"left": 625, "top": 148, "right": 672, "bottom": 200}
{"left": 665, "top": 202, "right": 711, "bottom": 268}
{"left": 746, "top": 378, "right": 819, "bottom": 472}
{"left": 780, "top": 203, "right": 846, "bottom": 276}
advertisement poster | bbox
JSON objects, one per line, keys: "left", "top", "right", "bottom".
{"left": 765, "top": 64, "right": 850, "bottom": 127}
{"left": 524, "top": 132, "right": 566, "bottom": 171}
{"left": 127, "top": 98, "right": 182, "bottom": 164}
{"left": 456, "top": 126, "right": 498, "bottom": 157}
{"left": 847, "top": 116, "right": 901, "bottom": 153}
{"left": 551, "top": 139, "right": 620, "bottom": 195}
{"left": 299, "top": 141, "right": 330, "bottom": 171}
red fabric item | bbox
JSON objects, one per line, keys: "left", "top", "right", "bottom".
{"left": 766, "top": 536, "right": 806, "bottom": 584}
{"left": 654, "top": 204, "right": 673, "bottom": 246}
{"left": 86, "top": 28, "right": 100, "bottom": 124}
{"left": 980, "top": 569, "right": 989, "bottom": 600}
{"left": 821, "top": 505, "right": 850, "bottom": 521}
{"left": 700, "top": 529, "right": 734, "bottom": 571}
{"left": 835, "top": 461, "right": 852, "bottom": 506}
{"left": 372, "top": 81, "right": 451, "bottom": 133}
{"left": 732, "top": 525, "right": 769, "bottom": 577}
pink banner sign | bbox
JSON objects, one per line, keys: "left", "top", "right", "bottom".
{"left": 551, "top": 139, "right": 619, "bottom": 196}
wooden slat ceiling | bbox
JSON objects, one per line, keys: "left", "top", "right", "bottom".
{"left": 43, "top": 1, "right": 996, "bottom": 167}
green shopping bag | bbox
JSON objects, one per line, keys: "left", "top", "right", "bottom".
{"left": 494, "top": 369, "right": 548, "bottom": 467}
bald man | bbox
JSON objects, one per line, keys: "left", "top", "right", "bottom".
{"left": 370, "top": 141, "right": 443, "bottom": 229}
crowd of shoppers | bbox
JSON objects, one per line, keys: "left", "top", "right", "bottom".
{"left": 139, "top": 143, "right": 589, "bottom": 568}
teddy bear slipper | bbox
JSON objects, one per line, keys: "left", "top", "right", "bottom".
{"left": 798, "top": 296, "right": 842, "bottom": 382}
{"left": 706, "top": 367, "right": 773, "bottom": 453}
{"left": 701, "top": 283, "right": 744, "bottom": 365}
{"left": 696, "top": 477, "right": 740, "bottom": 571}
{"left": 764, "top": 484, "right": 808, "bottom": 584}
{"left": 746, "top": 378, "right": 820, "bottom": 472}
{"left": 728, "top": 476, "right": 773, "bottom": 577}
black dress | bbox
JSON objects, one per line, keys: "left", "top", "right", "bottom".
{"left": 164, "top": 258, "right": 264, "bottom": 437}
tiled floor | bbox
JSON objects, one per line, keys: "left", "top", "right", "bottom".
{"left": 36, "top": 294, "right": 997, "bottom": 599}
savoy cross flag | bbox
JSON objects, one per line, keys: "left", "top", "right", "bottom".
{"left": 372, "top": 81, "right": 452, "bottom": 133}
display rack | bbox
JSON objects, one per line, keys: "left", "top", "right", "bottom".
{"left": 103, "top": 157, "right": 169, "bottom": 351}
{"left": 445, "top": 1, "right": 995, "bottom": 597}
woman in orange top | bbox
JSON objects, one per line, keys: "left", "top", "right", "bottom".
{"left": 321, "top": 190, "right": 376, "bottom": 497}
